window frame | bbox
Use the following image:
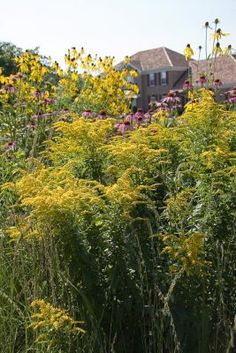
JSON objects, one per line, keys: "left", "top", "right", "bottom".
{"left": 160, "top": 71, "right": 168, "bottom": 86}
{"left": 148, "top": 73, "right": 156, "bottom": 87}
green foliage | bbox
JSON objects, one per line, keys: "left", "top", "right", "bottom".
{"left": 0, "top": 42, "right": 22, "bottom": 76}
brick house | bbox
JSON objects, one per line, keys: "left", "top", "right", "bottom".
{"left": 118, "top": 47, "right": 189, "bottom": 111}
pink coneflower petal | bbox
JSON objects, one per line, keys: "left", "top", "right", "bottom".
{"left": 115, "top": 121, "right": 134, "bottom": 134}
{"left": 96, "top": 111, "right": 107, "bottom": 120}
{"left": 144, "top": 112, "right": 152, "bottom": 120}
{"left": 183, "top": 80, "right": 193, "bottom": 90}
{"left": 228, "top": 97, "right": 236, "bottom": 104}
{"left": 82, "top": 109, "right": 93, "bottom": 118}
{"left": 213, "top": 79, "right": 222, "bottom": 88}
{"left": 5, "top": 141, "right": 16, "bottom": 150}
{"left": 4, "top": 84, "right": 16, "bottom": 94}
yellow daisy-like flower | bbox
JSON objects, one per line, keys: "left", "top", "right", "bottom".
{"left": 213, "top": 28, "right": 230, "bottom": 41}
{"left": 184, "top": 44, "right": 194, "bottom": 61}
{"left": 223, "top": 45, "right": 232, "bottom": 56}
{"left": 213, "top": 42, "right": 223, "bottom": 56}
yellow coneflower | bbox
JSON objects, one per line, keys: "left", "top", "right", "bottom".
{"left": 223, "top": 45, "right": 232, "bottom": 56}
{"left": 213, "top": 28, "right": 230, "bottom": 41}
{"left": 213, "top": 42, "right": 223, "bottom": 56}
{"left": 184, "top": 44, "right": 194, "bottom": 61}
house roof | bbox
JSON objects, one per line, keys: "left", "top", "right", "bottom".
{"left": 190, "top": 55, "right": 236, "bottom": 87}
{"left": 129, "top": 47, "right": 188, "bottom": 72}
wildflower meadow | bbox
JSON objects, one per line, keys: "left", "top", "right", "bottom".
{"left": 0, "top": 19, "right": 235, "bottom": 353}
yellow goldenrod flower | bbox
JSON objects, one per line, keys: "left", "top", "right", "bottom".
{"left": 30, "top": 299, "right": 85, "bottom": 348}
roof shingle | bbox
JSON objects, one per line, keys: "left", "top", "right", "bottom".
{"left": 190, "top": 55, "right": 236, "bottom": 87}
{"left": 130, "top": 47, "right": 188, "bottom": 71}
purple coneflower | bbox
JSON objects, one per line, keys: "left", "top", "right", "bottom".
{"left": 32, "top": 112, "right": 54, "bottom": 119}
{"left": 183, "top": 80, "right": 192, "bottom": 90}
{"left": 125, "top": 113, "right": 135, "bottom": 123}
{"left": 162, "top": 91, "right": 181, "bottom": 105}
{"left": 144, "top": 112, "right": 152, "bottom": 120}
{"left": 82, "top": 109, "right": 93, "bottom": 118}
{"left": 213, "top": 79, "right": 222, "bottom": 88}
{"left": 44, "top": 98, "right": 54, "bottom": 105}
{"left": 134, "top": 108, "right": 144, "bottom": 121}
{"left": 227, "top": 88, "right": 236, "bottom": 97}
{"left": 96, "top": 110, "right": 107, "bottom": 120}
{"left": 12, "top": 73, "right": 23, "bottom": 82}
{"left": 33, "top": 90, "right": 41, "bottom": 99}
{"left": 115, "top": 119, "right": 134, "bottom": 134}
{"left": 4, "top": 84, "right": 16, "bottom": 94}
{"left": 199, "top": 75, "right": 207, "bottom": 86}
{"left": 228, "top": 96, "right": 236, "bottom": 104}
{"left": 156, "top": 102, "right": 169, "bottom": 111}
{"left": 5, "top": 141, "right": 16, "bottom": 151}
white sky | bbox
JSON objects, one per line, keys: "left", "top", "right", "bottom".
{"left": 1, "top": 0, "right": 235, "bottom": 64}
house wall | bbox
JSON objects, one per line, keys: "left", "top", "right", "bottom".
{"left": 135, "top": 70, "right": 188, "bottom": 111}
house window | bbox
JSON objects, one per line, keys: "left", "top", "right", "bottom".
{"left": 160, "top": 71, "right": 168, "bottom": 85}
{"left": 127, "top": 74, "right": 135, "bottom": 83}
{"left": 148, "top": 95, "right": 157, "bottom": 103}
{"left": 148, "top": 73, "right": 156, "bottom": 87}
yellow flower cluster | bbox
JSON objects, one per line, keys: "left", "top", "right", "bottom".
{"left": 51, "top": 47, "right": 139, "bottom": 115}
{"left": 183, "top": 88, "right": 216, "bottom": 115}
{"left": 30, "top": 299, "right": 84, "bottom": 348}
{"left": 70, "top": 50, "right": 139, "bottom": 116}
{"left": 0, "top": 47, "right": 139, "bottom": 120}
{"left": 161, "top": 232, "right": 206, "bottom": 274}
{"left": 201, "top": 146, "right": 234, "bottom": 171}
{"left": 11, "top": 166, "right": 106, "bottom": 219}
{"left": 0, "top": 51, "right": 55, "bottom": 117}
{"left": 16, "top": 51, "right": 49, "bottom": 82}
{"left": 165, "top": 188, "right": 195, "bottom": 224}
{"left": 30, "top": 299, "right": 85, "bottom": 332}
{"left": 3, "top": 119, "right": 170, "bottom": 240}
{"left": 7, "top": 162, "right": 149, "bottom": 235}
{"left": 104, "top": 126, "right": 169, "bottom": 179}
{"left": 48, "top": 118, "right": 115, "bottom": 166}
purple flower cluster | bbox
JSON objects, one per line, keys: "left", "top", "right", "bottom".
{"left": 189, "top": 75, "right": 223, "bottom": 90}
{"left": 226, "top": 88, "right": 236, "bottom": 104}
{"left": 113, "top": 108, "right": 163, "bottom": 134}
{"left": 81, "top": 92, "right": 183, "bottom": 135}
{"left": 81, "top": 109, "right": 108, "bottom": 120}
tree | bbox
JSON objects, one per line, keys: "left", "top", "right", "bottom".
{"left": 0, "top": 42, "right": 22, "bottom": 76}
